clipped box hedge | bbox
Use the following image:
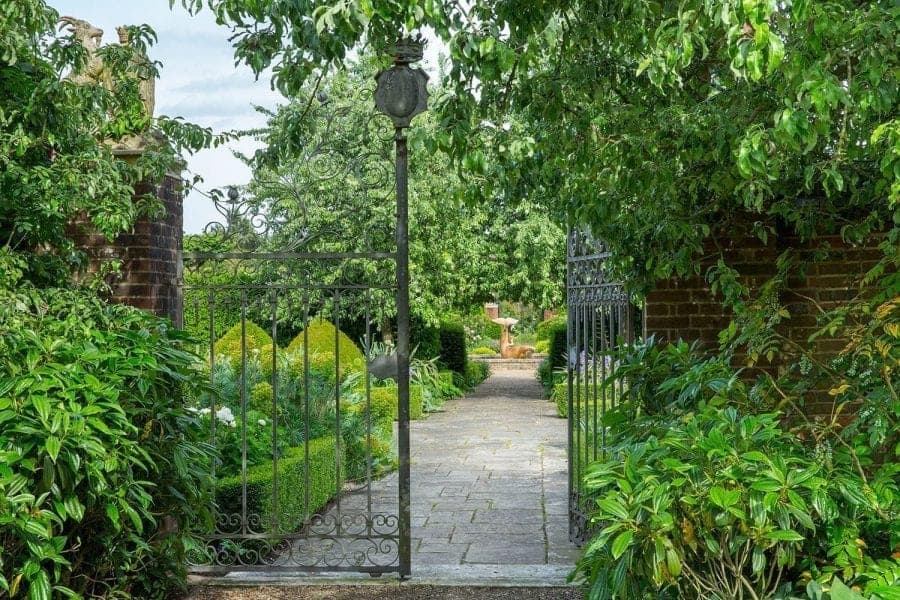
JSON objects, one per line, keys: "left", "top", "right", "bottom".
{"left": 216, "top": 436, "right": 338, "bottom": 534}
{"left": 552, "top": 382, "right": 607, "bottom": 419}
{"left": 368, "top": 384, "right": 424, "bottom": 421}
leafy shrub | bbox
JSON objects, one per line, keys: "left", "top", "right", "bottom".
{"left": 460, "top": 312, "right": 503, "bottom": 346}
{"left": 438, "top": 319, "right": 468, "bottom": 375}
{"left": 457, "top": 360, "right": 490, "bottom": 390}
{"left": 365, "top": 384, "right": 423, "bottom": 421}
{"left": 250, "top": 381, "right": 274, "bottom": 414}
{"left": 287, "top": 317, "right": 365, "bottom": 377}
{"left": 0, "top": 287, "right": 215, "bottom": 599}
{"left": 410, "top": 312, "right": 441, "bottom": 360}
{"left": 534, "top": 339, "right": 550, "bottom": 354}
{"left": 576, "top": 405, "right": 828, "bottom": 599}
{"left": 575, "top": 327, "right": 899, "bottom": 600}
{"left": 199, "top": 408, "right": 283, "bottom": 478}
{"left": 412, "top": 356, "right": 449, "bottom": 413}
{"left": 214, "top": 320, "right": 277, "bottom": 376}
{"left": 536, "top": 313, "right": 567, "bottom": 341}
{"left": 547, "top": 321, "right": 568, "bottom": 371}
{"left": 410, "top": 384, "right": 424, "bottom": 420}
{"left": 215, "top": 437, "right": 337, "bottom": 535}
{"left": 470, "top": 346, "right": 499, "bottom": 355}
{"left": 552, "top": 382, "right": 605, "bottom": 419}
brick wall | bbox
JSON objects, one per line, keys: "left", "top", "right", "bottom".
{"left": 70, "top": 170, "right": 183, "bottom": 326}
{"left": 643, "top": 232, "right": 884, "bottom": 413}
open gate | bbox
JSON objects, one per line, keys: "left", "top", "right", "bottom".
{"left": 566, "top": 227, "right": 635, "bottom": 545}
{"left": 181, "top": 91, "right": 411, "bottom": 576}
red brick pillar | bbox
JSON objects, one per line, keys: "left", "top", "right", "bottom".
{"left": 484, "top": 303, "right": 500, "bottom": 319}
{"left": 70, "top": 164, "right": 184, "bottom": 327}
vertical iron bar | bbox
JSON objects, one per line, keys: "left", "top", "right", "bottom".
{"left": 303, "top": 297, "right": 311, "bottom": 523}
{"left": 270, "top": 290, "right": 279, "bottom": 533}
{"left": 333, "top": 290, "right": 342, "bottom": 535}
{"left": 566, "top": 228, "right": 575, "bottom": 542}
{"left": 207, "top": 290, "right": 217, "bottom": 521}
{"left": 240, "top": 291, "right": 248, "bottom": 534}
{"left": 395, "top": 127, "right": 412, "bottom": 579}
{"left": 591, "top": 304, "right": 598, "bottom": 462}
{"left": 364, "top": 288, "right": 373, "bottom": 522}
{"left": 600, "top": 304, "right": 609, "bottom": 456}
{"left": 578, "top": 301, "right": 591, "bottom": 480}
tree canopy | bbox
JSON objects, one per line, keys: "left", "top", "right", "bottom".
{"left": 1, "top": 0, "right": 216, "bottom": 288}
{"left": 175, "top": 0, "right": 898, "bottom": 296}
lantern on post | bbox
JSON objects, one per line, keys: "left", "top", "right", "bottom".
{"left": 374, "top": 36, "right": 429, "bottom": 128}
{"left": 374, "top": 35, "right": 428, "bottom": 580}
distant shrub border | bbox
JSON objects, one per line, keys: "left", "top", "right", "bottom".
{"left": 438, "top": 320, "right": 468, "bottom": 375}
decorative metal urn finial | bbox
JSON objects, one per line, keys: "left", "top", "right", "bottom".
{"left": 374, "top": 35, "right": 429, "bottom": 128}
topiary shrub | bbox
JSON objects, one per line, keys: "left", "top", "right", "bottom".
{"left": 438, "top": 319, "right": 467, "bottom": 375}
{"left": 367, "top": 385, "right": 423, "bottom": 420}
{"left": 215, "top": 437, "right": 337, "bottom": 535}
{"left": 367, "top": 386, "right": 399, "bottom": 422}
{"left": 287, "top": 317, "right": 364, "bottom": 378}
{"left": 214, "top": 321, "right": 277, "bottom": 376}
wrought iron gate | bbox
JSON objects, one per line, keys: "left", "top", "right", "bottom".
{"left": 182, "top": 91, "right": 411, "bottom": 576}
{"left": 566, "top": 227, "right": 634, "bottom": 545}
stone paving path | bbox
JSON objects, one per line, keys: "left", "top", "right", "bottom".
{"left": 194, "top": 369, "right": 581, "bottom": 591}
{"left": 340, "top": 369, "right": 580, "bottom": 577}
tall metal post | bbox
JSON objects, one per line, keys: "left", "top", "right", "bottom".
{"left": 394, "top": 127, "right": 412, "bottom": 578}
{"left": 375, "top": 35, "right": 429, "bottom": 579}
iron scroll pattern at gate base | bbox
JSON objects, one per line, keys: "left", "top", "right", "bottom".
{"left": 187, "top": 512, "right": 400, "bottom": 570}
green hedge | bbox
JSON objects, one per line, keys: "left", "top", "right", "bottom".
{"left": 216, "top": 437, "right": 337, "bottom": 534}
{"left": 438, "top": 320, "right": 467, "bottom": 375}
{"left": 411, "top": 313, "right": 441, "bottom": 360}
{"left": 536, "top": 313, "right": 567, "bottom": 341}
{"left": 369, "top": 384, "right": 424, "bottom": 421}
{"left": 547, "top": 322, "right": 568, "bottom": 372}
{"left": 438, "top": 370, "right": 455, "bottom": 386}
{"left": 552, "top": 382, "right": 606, "bottom": 418}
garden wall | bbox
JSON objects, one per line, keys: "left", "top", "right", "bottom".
{"left": 643, "top": 232, "right": 884, "bottom": 417}
{"left": 69, "top": 167, "right": 184, "bottom": 326}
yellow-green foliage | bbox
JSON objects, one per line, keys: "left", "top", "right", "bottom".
{"left": 534, "top": 339, "right": 550, "bottom": 354}
{"left": 287, "top": 318, "right": 364, "bottom": 377}
{"left": 216, "top": 436, "right": 337, "bottom": 534}
{"left": 366, "top": 385, "right": 423, "bottom": 420}
{"left": 552, "top": 382, "right": 604, "bottom": 418}
{"left": 470, "top": 346, "right": 499, "bottom": 356}
{"left": 410, "top": 384, "right": 424, "bottom": 420}
{"left": 214, "top": 321, "right": 277, "bottom": 375}
{"left": 250, "top": 382, "right": 274, "bottom": 415}
{"left": 365, "top": 387, "right": 397, "bottom": 422}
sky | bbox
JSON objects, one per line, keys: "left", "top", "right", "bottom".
{"left": 48, "top": 1, "right": 442, "bottom": 233}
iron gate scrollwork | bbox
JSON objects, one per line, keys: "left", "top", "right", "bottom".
{"left": 566, "top": 227, "right": 635, "bottom": 546}
{"left": 182, "top": 87, "right": 410, "bottom": 576}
